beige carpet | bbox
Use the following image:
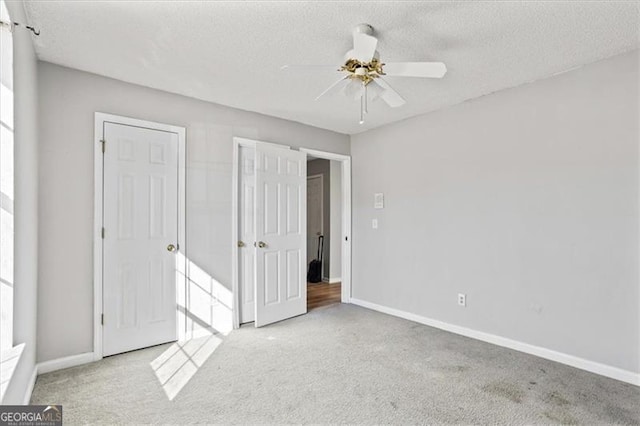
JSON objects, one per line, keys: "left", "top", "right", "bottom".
{"left": 31, "top": 304, "right": 639, "bottom": 424}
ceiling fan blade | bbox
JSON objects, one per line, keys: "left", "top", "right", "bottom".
{"left": 315, "top": 76, "right": 349, "bottom": 101}
{"left": 383, "top": 62, "right": 447, "bottom": 78}
{"left": 373, "top": 78, "right": 406, "bottom": 108}
{"left": 352, "top": 32, "right": 378, "bottom": 62}
{"left": 281, "top": 64, "right": 339, "bottom": 72}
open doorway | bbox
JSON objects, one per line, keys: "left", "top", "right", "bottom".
{"left": 232, "top": 140, "right": 351, "bottom": 328}
{"left": 306, "top": 156, "right": 343, "bottom": 311}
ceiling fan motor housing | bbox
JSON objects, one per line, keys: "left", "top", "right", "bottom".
{"left": 341, "top": 55, "right": 384, "bottom": 85}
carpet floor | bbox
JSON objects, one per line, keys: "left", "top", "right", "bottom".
{"left": 31, "top": 303, "right": 639, "bottom": 424}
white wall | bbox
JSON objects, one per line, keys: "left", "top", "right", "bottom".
{"left": 329, "top": 161, "right": 342, "bottom": 282}
{"left": 37, "top": 62, "right": 349, "bottom": 362}
{"left": 2, "top": 1, "right": 39, "bottom": 404}
{"left": 351, "top": 50, "right": 639, "bottom": 374}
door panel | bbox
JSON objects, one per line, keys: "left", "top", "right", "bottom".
{"left": 103, "top": 122, "right": 178, "bottom": 357}
{"left": 286, "top": 249, "right": 301, "bottom": 299}
{"left": 255, "top": 145, "right": 306, "bottom": 327}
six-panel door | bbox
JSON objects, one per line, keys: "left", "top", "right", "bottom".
{"left": 103, "top": 122, "right": 179, "bottom": 356}
{"left": 254, "top": 144, "right": 307, "bottom": 327}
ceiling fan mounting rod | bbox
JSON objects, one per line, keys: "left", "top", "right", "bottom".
{"left": 353, "top": 23, "right": 374, "bottom": 36}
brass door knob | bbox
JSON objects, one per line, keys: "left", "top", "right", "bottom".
{"left": 257, "top": 241, "right": 267, "bottom": 248}
{"left": 237, "top": 241, "right": 245, "bottom": 248}
{"left": 167, "top": 244, "right": 177, "bottom": 252}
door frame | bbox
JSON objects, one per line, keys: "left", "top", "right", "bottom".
{"left": 300, "top": 148, "right": 352, "bottom": 305}
{"left": 93, "top": 112, "right": 186, "bottom": 360}
{"left": 231, "top": 141, "right": 352, "bottom": 329}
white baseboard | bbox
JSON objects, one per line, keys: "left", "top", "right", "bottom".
{"left": 22, "top": 366, "right": 37, "bottom": 405}
{"left": 328, "top": 277, "right": 341, "bottom": 284}
{"left": 19, "top": 352, "right": 96, "bottom": 404}
{"left": 37, "top": 352, "right": 95, "bottom": 375}
{"left": 350, "top": 298, "right": 640, "bottom": 387}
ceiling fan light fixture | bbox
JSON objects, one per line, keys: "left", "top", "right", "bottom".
{"left": 340, "top": 57, "right": 386, "bottom": 86}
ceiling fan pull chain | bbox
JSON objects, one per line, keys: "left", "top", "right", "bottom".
{"left": 364, "top": 83, "right": 368, "bottom": 114}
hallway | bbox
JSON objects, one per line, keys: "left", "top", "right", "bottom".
{"left": 307, "top": 282, "right": 341, "bottom": 310}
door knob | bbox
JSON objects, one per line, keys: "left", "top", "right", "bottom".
{"left": 167, "top": 244, "right": 177, "bottom": 252}
{"left": 237, "top": 241, "right": 245, "bottom": 248}
{"left": 257, "top": 241, "right": 267, "bottom": 248}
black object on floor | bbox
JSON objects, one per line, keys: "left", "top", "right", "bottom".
{"left": 307, "top": 235, "right": 324, "bottom": 283}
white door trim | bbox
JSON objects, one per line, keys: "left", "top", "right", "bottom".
{"left": 299, "top": 148, "right": 352, "bottom": 304}
{"left": 231, "top": 137, "right": 291, "bottom": 328}
{"left": 93, "top": 112, "right": 186, "bottom": 360}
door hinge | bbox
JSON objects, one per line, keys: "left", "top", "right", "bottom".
{"left": 101, "top": 314, "right": 104, "bottom": 325}
{"left": 101, "top": 227, "right": 105, "bottom": 239}
{"left": 100, "top": 139, "right": 106, "bottom": 153}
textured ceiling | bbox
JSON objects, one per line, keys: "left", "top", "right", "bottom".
{"left": 24, "top": 1, "right": 640, "bottom": 135}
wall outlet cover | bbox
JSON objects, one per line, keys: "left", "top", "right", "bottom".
{"left": 458, "top": 293, "right": 466, "bottom": 307}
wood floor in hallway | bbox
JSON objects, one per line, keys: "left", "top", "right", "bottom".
{"left": 307, "top": 282, "right": 341, "bottom": 310}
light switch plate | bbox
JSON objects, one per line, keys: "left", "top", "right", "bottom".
{"left": 374, "top": 193, "right": 384, "bottom": 209}
{"left": 372, "top": 219, "right": 378, "bottom": 229}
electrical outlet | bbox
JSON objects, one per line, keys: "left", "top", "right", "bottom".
{"left": 458, "top": 293, "right": 466, "bottom": 307}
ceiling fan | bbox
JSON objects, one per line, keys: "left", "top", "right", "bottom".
{"left": 282, "top": 23, "right": 447, "bottom": 124}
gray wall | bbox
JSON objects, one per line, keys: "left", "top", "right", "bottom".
{"left": 307, "top": 159, "right": 331, "bottom": 279}
{"left": 3, "top": 1, "right": 39, "bottom": 404}
{"left": 351, "top": 50, "right": 639, "bottom": 373}
{"left": 37, "top": 62, "right": 349, "bottom": 362}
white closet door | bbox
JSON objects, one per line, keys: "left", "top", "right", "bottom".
{"left": 103, "top": 122, "right": 178, "bottom": 356}
{"left": 254, "top": 144, "right": 307, "bottom": 327}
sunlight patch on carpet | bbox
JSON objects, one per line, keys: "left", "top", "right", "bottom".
{"left": 150, "top": 334, "right": 222, "bottom": 400}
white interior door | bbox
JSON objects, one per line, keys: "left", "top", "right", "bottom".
{"left": 254, "top": 144, "right": 307, "bottom": 327}
{"left": 238, "top": 146, "right": 256, "bottom": 324}
{"left": 103, "top": 122, "right": 179, "bottom": 356}
{"left": 306, "top": 175, "right": 323, "bottom": 266}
